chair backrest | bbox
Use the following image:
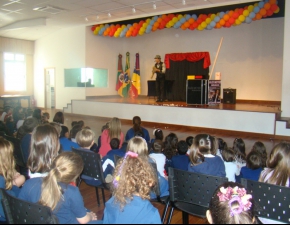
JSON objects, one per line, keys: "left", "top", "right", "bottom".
{"left": 0, "top": 188, "right": 59, "bottom": 224}
{"left": 72, "top": 148, "right": 105, "bottom": 183}
{"left": 114, "top": 154, "right": 122, "bottom": 165}
{"left": 241, "top": 178, "right": 290, "bottom": 223}
{"left": 3, "top": 135, "right": 26, "bottom": 168}
{"left": 168, "top": 167, "right": 228, "bottom": 217}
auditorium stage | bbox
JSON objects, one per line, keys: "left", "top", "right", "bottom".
{"left": 64, "top": 96, "right": 289, "bottom": 138}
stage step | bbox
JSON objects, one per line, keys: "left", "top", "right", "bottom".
{"left": 63, "top": 103, "right": 72, "bottom": 113}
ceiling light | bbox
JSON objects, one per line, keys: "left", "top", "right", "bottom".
{"left": 132, "top": 7, "right": 136, "bottom": 13}
{"left": 108, "top": 12, "right": 111, "bottom": 17}
{"left": 153, "top": 2, "right": 156, "bottom": 9}
{"left": 182, "top": 0, "right": 186, "bottom": 5}
{"left": 32, "top": 6, "right": 64, "bottom": 14}
{"left": 85, "top": 17, "right": 88, "bottom": 21}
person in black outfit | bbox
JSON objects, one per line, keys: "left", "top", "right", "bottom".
{"left": 151, "top": 55, "right": 166, "bottom": 102}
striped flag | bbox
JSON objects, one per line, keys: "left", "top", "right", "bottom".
{"left": 115, "top": 54, "right": 123, "bottom": 92}
{"left": 117, "top": 52, "right": 131, "bottom": 97}
{"left": 129, "top": 53, "right": 140, "bottom": 98}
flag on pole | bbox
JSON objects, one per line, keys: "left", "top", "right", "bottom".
{"left": 129, "top": 53, "right": 140, "bottom": 98}
{"left": 117, "top": 52, "right": 131, "bottom": 97}
{"left": 116, "top": 52, "right": 131, "bottom": 97}
{"left": 116, "top": 54, "right": 123, "bottom": 92}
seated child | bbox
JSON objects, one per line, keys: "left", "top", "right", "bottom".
{"left": 59, "top": 125, "right": 80, "bottom": 152}
{"left": 237, "top": 151, "right": 263, "bottom": 182}
{"left": 221, "top": 148, "right": 239, "bottom": 182}
{"left": 16, "top": 112, "right": 25, "bottom": 130}
{"left": 103, "top": 151, "right": 161, "bottom": 224}
{"left": 150, "top": 128, "right": 164, "bottom": 143}
{"left": 96, "top": 122, "right": 109, "bottom": 153}
{"left": 251, "top": 141, "right": 267, "bottom": 168}
{"left": 216, "top": 138, "right": 228, "bottom": 160}
{"left": 19, "top": 152, "right": 99, "bottom": 224}
{"left": 149, "top": 139, "right": 167, "bottom": 178}
{"left": 172, "top": 140, "right": 190, "bottom": 171}
{"left": 188, "top": 134, "right": 226, "bottom": 178}
{"left": 0, "top": 137, "right": 26, "bottom": 222}
{"left": 76, "top": 129, "right": 102, "bottom": 186}
{"left": 186, "top": 136, "right": 194, "bottom": 155}
{"left": 206, "top": 182, "right": 256, "bottom": 224}
{"left": 102, "top": 138, "right": 126, "bottom": 183}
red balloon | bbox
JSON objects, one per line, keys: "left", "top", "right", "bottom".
{"left": 225, "top": 21, "right": 231, "bottom": 27}
{"left": 91, "top": 26, "right": 96, "bottom": 31}
{"left": 270, "top": 4, "right": 278, "bottom": 12}
{"left": 197, "top": 18, "right": 203, "bottom": 24}
{"left": 266, "top": 9, "right": 274, "bottom": 17}
{"left": 229, "top": 17, "right": 235, "bottom": 24}
{"left": 192, "top": 22, "right": 198, "bottom": 28}
{"left": 232, "top": 12, "right": 239, "bottom": 19}
{"left": 238, "top": 8, "right": 244, "bottom": 15}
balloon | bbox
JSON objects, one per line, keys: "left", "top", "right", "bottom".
{"left": 248, "top": 5, "right": 254, "bottom": 12}
{"left": 258, "top": 1, "right": 265, "bottom": 9}
{"left": 157, "top": 18, "right": 162, "bottom": 23}
{"left": 201, "top": 21, "right": 207, "bottom": 28}
{"left": 185, "top": 14, "right": 191, "bottom": 20}
{"left": 229, "top": 17, "right": 235, "bottom": 24}
{"left": 197, "top": 25, "right": 204, "bottom": 31}
{"left": 255, "top": 13, "right": 262, "bottom": 20}
{"left": 264, "top": 3, "right": 271, "bottom": 10}
{"left": 169, "top": 21, "right": 174, "bottom": 26}
{"left": 205, "top": 18, "right": 211, "bottom": 24}
{"left": 206, "top": 25, "right": 213, "bottom": 30}
{"left": 172, "top": 17, "right": 178, "bottom": 23}
{"left": 175, "top": 21, "right": 181, "bottom": 28}
{"left": 192, "top": 22, "right": 198, "bottom": 28}
{"left": 223, "top": 14, "right": 230, "bottom": 21}
{"left": 239, "top": 15, "right": 245, "bottom": 22}
{"left": 184, "top": 22, "right": 190, "bottom": 28}
{"left": 210, "top": 21, "right": 216, "bottom": 27}
{"left": 216, "top": 23, "right": 222, "bottom": 29}
{"left": 153, "top": 22, "right": 159, "bottom": 28}
{"left": 232, "top": 12, "right": 239, "bottom": 19}
{"left": 211, "top": 14, "right": 216, "bottom": 20}
{"left": 260, "top": 8, "right": 266, "bottom": 16}
{"left": 214, "top": 16, "right": 220, "bottom": 23}
{"left": 180, "top": 18, "right": 186, "bottom": 23}
{"left": 269, "top": 0, "right": 276, "bottom": 3}
{"left": 219, "top": 12, "right": 225, "bottom": 18}
{"left": 249, "top": 12, "right": 256, "bottom": 19}
{"left": 188, "top": 18, "right": 194, "bottom": 24}
{"left": 178, "top": 14, "right": 183, "bottom": 20}
{"left": 245, "top": 17, "right": 252, "bottom": 24}
{"left": 270, "top": 4, "right": 278, "bottom": 12}
{"left": 153, "top": 16, "right": 158, "bottom": 21}
{"left": 219, "top": 19, "right": 225, "bottom": 26}
{"left": 274, "top": 7, "right": 280, "bottom": 13}
{"left": 192, "top": 14, "right": 198, "bottom": 20}
{"left": 266, "top": 9, "right": 274, "bottom": 17}
{"left": 243, "top": 10, "right": 250, "bottom": 17}
{"left": 254, "top": 6, "right": 260, "bottom": 13}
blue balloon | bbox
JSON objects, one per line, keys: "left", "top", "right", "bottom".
{"left": 127, "top": 24, "right": 132, "bottom": 28}
{"left": 258, "top": 1, "right": 265, "bottom": 8}
{"left": 254, "top": 6, "right": 260, "bottom": 13}
{"left": 219, "top": 12, "right": 225, "bottom": 18}
{"left": 105, "top": 24, "right": 110, "bottom": 28}
{"left": 249, "top": 12, "right": 256, "bottom": 19}
{"left": 214, "top": 16, "right": 220, "bottom": 23}
{"left": 180, "top": 18, "right": 186, "bottom": 23}
{"left": 210, "top": 21, "right": 216, "bottom": 27}
{"left": 245, "top": 17, "right": 252, "bottom": 24}
{"left": 150, "top": 20, "right": 155, "bottom": 25}
{"left": 98, "top": 30, "right": 103, "bottom": 35}
{"left": 192, "top": 14, "right": 198, "bottom": 20}
{"left": 120, "top": 32, "right": 125, "bottom": 38}
{"left": 147, "top": 25, "right": 152, "bottom": 30}
{"left": 176, "top": 21, "right": 181, "bottom": 27}
{"left": 146, "top": 29, "right": 151, "bottom": 34}
{"left": 153, "top": 16, "right": 158, "bottom": 21}
{"left": 185, "top": 14, "right": 191, "bottom": 20}
{"left": 206, "top": 25, "right": 213, "bottom": 30}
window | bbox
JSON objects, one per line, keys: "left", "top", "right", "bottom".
{"left": 4, "top": 52, "right": 26, "bottom": 91}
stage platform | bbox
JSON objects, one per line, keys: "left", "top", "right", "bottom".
{"left": 63, "top": 96, "right": 290, "bottom": 138}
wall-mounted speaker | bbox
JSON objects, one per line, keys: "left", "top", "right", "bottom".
{"left": 223, "top": 88, "right": 236, "bottom": 104}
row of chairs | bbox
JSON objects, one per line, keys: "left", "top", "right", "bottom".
{"left": 0, "top": 140, "right": 289, "bottom": 224}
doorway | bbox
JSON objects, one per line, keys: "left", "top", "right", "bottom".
{"left": 44, "top": 68, "right": 55, "bottom": 109}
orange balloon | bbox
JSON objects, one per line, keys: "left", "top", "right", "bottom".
{"left": 153, "top": 22, "right": 159, "bottom": 28}
{"left": 184, "top": 22, "right": 190, "bottom": 28}
{"left": 255, "top": 13, "right": 262, "bottom": 20}
{"left": 157, "top": 18, "right": 162, "bottom": 23}
{"left": 219, "top": 19, "right": 225, "bottom": 26}
{"left": 188, "top": 18, "right": 194, "bottom": 24}
{"left": 152, "top": 26, "right": 158, "bottom": 31}
{"left": 264, "top": 3, "right": 271, "bottom": 10}
{"left": 260, "top": 8, "right": 266, "bottom": 16}
{"left": 216, "top": 23, "right": 222, "bottom": 29}
{"left": 223, "top": 14, "right": 230, "bottom": 21}
{"left": 269, "top": 0, "right": 276, "bottom": 4}
{"left": 228, "top": 10, "right": 234, "bottom": 17}
{"left": 162, "top": 14, "right": 167, "bottom": 20}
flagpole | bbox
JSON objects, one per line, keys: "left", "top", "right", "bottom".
{"left": 209, "top": 37, "right": 223, "bottom": 80}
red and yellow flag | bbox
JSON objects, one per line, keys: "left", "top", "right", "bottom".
{"left": 129, "top": 53, "right": 140, "bottom": 98}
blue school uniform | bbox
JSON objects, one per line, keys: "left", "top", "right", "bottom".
{"left": 0, "top": 176, "right": 21, "bottom": 222}
{"left": 188, "top": 156, "right": 226, "bottom": 177}
{"left": 18, "top": 177, "right": 87, "bottom": 224}
{"left": 125, "top": 127, "right": 150, "bottom": 142}
{"left": 59, "top": 137, "right": 80, "bottom": 152}
{"left": 237, "top": 166, "right": 263, "bottom": 182}
{"left": 102, "top": 149, "right": 126, "bottom": 179}
{"left": 103, "top": 196, "right": 161, "bottom": 224}
{"left": 172, "top": 155, "right": 190, "bottom": 171}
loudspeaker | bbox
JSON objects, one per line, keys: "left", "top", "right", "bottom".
{"left": 223, "top": 88, "right": 236, "bottom": 104}
{"left": 186, "top": 79, "right": 208, "bottom": 105}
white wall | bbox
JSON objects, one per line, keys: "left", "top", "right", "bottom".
{"left": 34, "top": 26, "right": 87, "bottom": 109}
{"left": 281, "top": 1, "right": 290, "bottom": 117}
{"left": 85, "top": 18, "right": 284, "bottom": 101}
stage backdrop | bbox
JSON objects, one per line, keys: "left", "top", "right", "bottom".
{"left": 164, "top": 52, "right": 211, "bottom": 101}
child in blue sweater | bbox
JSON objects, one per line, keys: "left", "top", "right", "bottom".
{"left": 188, "top": 134, "right": 226, "bottom": 177}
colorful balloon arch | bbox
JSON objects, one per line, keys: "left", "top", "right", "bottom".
{"left": 91, "top": 0, "right": 280, "bottom": 38}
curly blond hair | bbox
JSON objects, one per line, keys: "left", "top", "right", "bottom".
{"left": 111, "top": 155, "right": 156, "bottom": 209}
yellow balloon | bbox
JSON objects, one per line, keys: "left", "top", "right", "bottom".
{"left": 143, "top": 23, "right": 148, "bottom": 28}
{"left": 206, "top": 18, "right": 211, "bottom": 24}
{"left": 173, "top": 17, "right": 178, "bottom": 23}
{"left": 201, "top": 21, "right": 207, "bottom": 28}
{"left": 169, "top": 21, "right": 174, "bottom": 26}
{"left": 243, "top": 10, "right": 249, "bottom": 17}
{"left": 239, "top": 15, "right": 245, "bottom": 22}
{"left": 211, "top": 14, "right": 216, "bottom": 20}
{"left": 198, "top": 25, "right": 204, "bottom": 31}
{"left": 146, "top": 19, "right": 151, "bottom": 24}
{"left": 248, "top": 5, "right": 254, "bottom": 12}
{"left": 235, "top": 19, "right": 241, "bottom": 25}
{"left": 275, "top": 7, "right": 280, "bottom": 13}
{"left": 178, "top": 14, "right": 183, "bottom": 20}
{"left": 121, "top": 25, "right": 126, "bottom": 29}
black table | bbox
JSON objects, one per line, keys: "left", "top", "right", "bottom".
{"left": 0, "top": 95, "right": 31, "bottom": 109}
{"left": 147, "top": 80, "right": 174, "bottom": 100}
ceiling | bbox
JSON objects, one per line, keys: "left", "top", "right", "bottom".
{"left": 0, "top": 0, "right": 260, "bottom": 41}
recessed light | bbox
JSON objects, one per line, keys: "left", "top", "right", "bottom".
{"left": 132, "top": 7, "right": 136, "bottom": 13}
{"left": 153, "top": 3, "right": 156, "bottom": 9}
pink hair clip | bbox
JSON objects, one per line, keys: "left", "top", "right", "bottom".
{"left": 126, "top": 151, "right": 138, "bottom": 158}
{"left": 217, "top": 186, "right": 252, "bottom": 217}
